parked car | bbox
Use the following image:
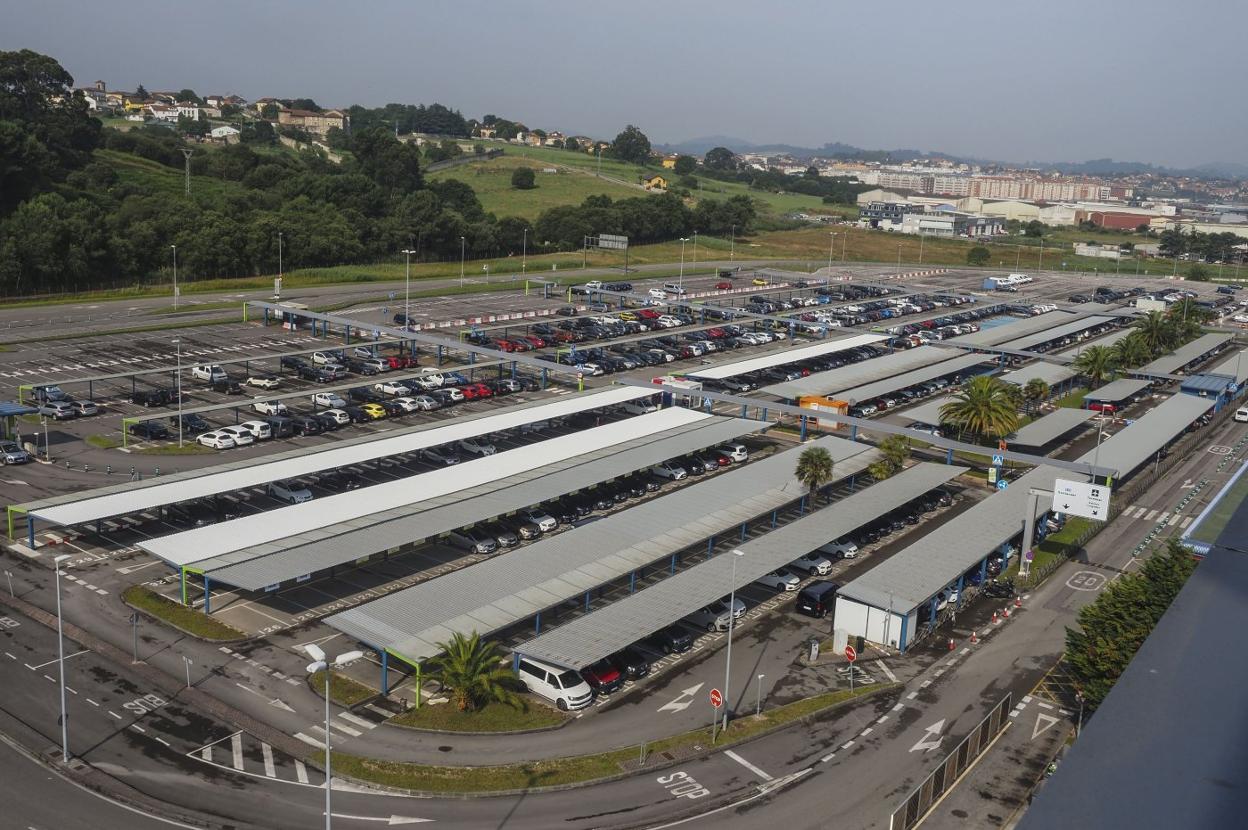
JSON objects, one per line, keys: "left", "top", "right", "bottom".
{"left": 819, "top": 538, "right": 860, "bottom": 559}
{"left": 608, "top": 647, "right": 651, "bottom": 680}
{"left": 754, "top": 568, "right": 802, "bottom": 592}
{"left": 210, "top": 376, "right": 243, "bottom": 394}
{"left": 170, "top": 413, "right": 210, "bottom": 433}
{"left": 685, "top": 604, "right": 733, "bottom": 632}
{"left": 290, "top": 415, "right": 325, "bottom": 436}
{"left": 191, "top": 364, "right": 227, "bottom": 382}
{"left": 718, "top": 442, "right": 749, "bottom": 463}
{"left": 252, "top": 400, "right": 288, "bottom": 416}
{"left": 38, "top": 401, "right": 77, "bottom": 420}
{"left": 795, "top": 581, "right": 840, "bottom": 619}
{"left": 0, "top": 441, "right": 32, "bottom": 465}
{"left": 312, "top": 351, "right": 343, "bottom": 366}
{"left": 238, "top": 420, "right": 273, "bottom": 440}
{"left": 1236, "top": 407, "right": 1248, "bottom": 423}
{"left": 581, "top": 659, "right": 625, "bottom": 695}
{"left": 359, "top": 402, "right": 387, "bottom": 420}
{"left": 639, "top": 625, "right": 694, "bottom": 655}
{"left": 458, "top": 437, "right": 497, "bottom": 457}
{"left": 446, "top": 528, "right": 499, "bottom": 555}
{"left": 268, "top": 479, "right": 313, "bottom": 504}
{"left": 517, "top": 656, "right": 594, "bottom": 711}
{"left": 791, "top": 551, "right": 833, "bottom": 576}
{"left": 375, "top": 381, "right": 411, "bottom": 396}
{"left": 70, "top": 400, "right": 99, "bottom": 417}
{"left": 127, "top": 421, "right": 169, "bottom": 440}
{"left": 421, "top": 446, "right": 460, "bottom": 466}
{"left": 245, "top": 374, "right": 281, "bottom": 390}
{"left": 312, "top": 392, "right": 348, "bottom": 408}
{"left": 196, "top": 430, "right": 236, "bottom": 450}
{"left": 218, "top": 425, "right": 256, "bottom": 446}
{"left": 650, "top": 460, "right": 687, "bottom": 480}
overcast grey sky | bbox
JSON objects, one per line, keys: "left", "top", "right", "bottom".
{"left": 4, "top": 0, "right": 1244, "bottom": 167}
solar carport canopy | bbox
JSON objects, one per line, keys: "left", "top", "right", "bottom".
{"left": 1076, "top": 393, "right": 1214, "bottom": 478}
{"left": 837, "top": 464, "right": 1076, "bottom": 612}
{"left": 1140, "top": 333, "right": 1231, "bottom": 375}
{"left": 1010, "top": 408, "right": 1095, "bottom": 447}
{"left": 326, "top": 436, "right": 877, "bottom": 664}
{"left": 761, "top": 345, "right": 965, "bottom": 399}
{"left": 19, "top": 385, "right": 654, "bottom": 527}
{"left": 1084, "top": 379, "right": 1152, "bottom": 403}
{"left": 688, "top": 333, "right": 887, "bottom": 380}
{"left": 514, "top": 462, "right": 963, "bottom": 670}
{"left": 150, "top": 410, "right": 766, "bottom": 589}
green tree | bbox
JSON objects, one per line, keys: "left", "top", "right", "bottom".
{"left": 703, "top": 146, "right": 738, "bottom": 171}
{"left": 430, "top": 631, "right": 521, "bottom": 712}
{"left": 510, "top": 166, "right": 536, "bottom": 189}
{"left": 1187, "top": 263, "right": 1210, "bottom": 281}
{"left": 1022, "top": 378, "right": 1050, "bottom": 413}
{"left": 966, "top": 245, "right": 991, "bottom": 266}
{"left": 1072, "top": 344, "right": 1118, "bottom": 387}
{"left": 175, "top": 88, "right": 201, "bottom": 104}
{"left": 1065, "top": 540, "right": 1196, "bottom": 708}
{"left": 870, "top": 434, "right": 910, "bottom": 480}
{"left": 1023, "top": 220, "right": 1046, "bottom": 237}
{"left": 1111, "top": 331, "right": 1153, "bottom": 368}
{"left": 1133, "top": 310, "right": 1171, "bottom": 354}
{"left": 562, "top": 137, "right": 579, "bottom": 152}
{"left": 260, "top": 102, "right": 278, "bottom": 119}
{"left": 134, "top": 83, "right": 149, "bottom": 100}
{"left": 673, "top": 155, "right": 697, "bottom": 176}
{"left": 610, "top": 124, "right": 651, "bottom": 165}
{"left": 939, "top": 375, "right": 1020, "bottom": 441}
{"left": 289, "top": 98, "right": 320, "bottom": 112}
{"left": 795, "top": 446, "right": 835, "bottom": 505}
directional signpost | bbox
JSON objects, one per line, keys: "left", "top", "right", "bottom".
{"left": 992, "top": 454, "right": 1004, "bottom": 466}
{"left": 1051, "top": 478, "right": 1112, "bottom": 521}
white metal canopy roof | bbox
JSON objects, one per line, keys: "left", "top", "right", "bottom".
{"left": 1140, "top": 333, "right": 1232, "bottom": 375}
{"left": 23, "top": 385, "right": 653, "bottom": 527}
{"left": 1010, "top": 408, "right": 1095, "bottom": 447}
{"left": 138, "top": 406, "right": 709, "bottom": 569}
{"left": 1209, "top": 349, "right": 1248, "bottom": 383}
{"left": 1084, "top": 379, "right": 1153, "bottom": 402}
{"left": 513, "top": 462, "right": 963, "bottom": 670}
{"left": 1076, "top": 393, "right": 1214, "bottom": 478}
{"left": 325, "top": 435, "right": 877, "bottom": 663}
{"left": 688, "top": 333, "right": 887, "bottom": 380}
{"left": 760, "top": 345, "right": 960, "bottom": 400}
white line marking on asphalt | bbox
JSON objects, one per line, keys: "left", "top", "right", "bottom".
{"left": 933, "top": 669, "right": 945, "bottom": 678}
{"left": 86, "top": 698, "right": 99, "bottom": 707}
{"left": 1144, "top": 509, "right": 1158, "bottom": 521}
{"left": 1023, "top": 695, "right": 1033, "bottom": 703}
{"left": 877, "top": 661, "right": 897, "bottom": 682}
{"left": 131, "top": 725, "right": 145, "bottom": 734}
{"left": 262, "top": 742, "right": 276, "bottom": 778}
{"left": 1169, "top": 514, "right": 1181, "bottom": 526}
{"left": 155, "top": 737, "right": 170, "bottom": 747}
{"left": 1036, "top": 700, "right": 1054, "bottom": 710}
{"left": 892, "top": 703, "right": 904, "bottom": 712}
{"left": 200, "top": 746, "right": 212, "bottom": 763}
{"left": 4, "top": 652, "right": 14, "bottom": 660}
{"left": 907, "top": 691, "right": 919, "bottom": 700}
{"left": 1181, "top": 516, "right": 1193, "bottom": 528}
{"left": 876, "top": 715, "right": 890, "bottom": 724}
{"left": 1009, "top": 710, "right": 1020, "bottom": 718}
{"left": 364, "top": 704, "right": 391, "bottom": 718}
{"left": 294, "top": 733, "right": 322, "bottom": 748}
{"left": 295, "top": 759, "right": 309, "bottom": 784}
{"left": 338, "top": 712, "right": 375, "bottom": 729}
{"left": 28, "top": 650, "right": 89, "bottom": 670}
{"left": 329, "top": 722, "right": 362, "bottom": 738}
{"left": 820, "top": 752, "right": 836, "bottom": 763}
{"left": 920, "top": 680, "right": 932, "bottom": 688}
{"left": 66, "top": 686, "right": 77, "bottom": 695}
{"left": 840, "top": 740, "right": 855, "bottom": 750}
{"left": 860, "top": 727, "right": 873, "bottom": 736}
{"left": 108, "top": 711, "right": 122, "bottom": 720}
{"left": 724, "top": 749, "right": 773, "bottom": 781}
{"left": 42, "top": 674, "right": 55, "bottom": 683}
{"left": 231, "top": 732, "right": 244, "bottom": 771}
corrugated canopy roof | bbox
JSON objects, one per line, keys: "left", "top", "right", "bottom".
{"left": 1084, "top": 379, "right": 1153, "bottom": 402}
{"left": 1140, "top": 333, "right": 1231, "bottom": 375}
{"left": 835, "top": 354, "right": 994, "bottom": 405}
{"left": 1010, "top": 408, "right": 1095, "bottom": 447}
{"left": 326, "top": 436, "right": 877, "bottom": 664}
{"left": 514, "top": 462, "right": 963, "bottom": 670}
{"left": 1076, "top": 393, "right": 1214, "bottom": 478}
{"left": 22, "top": 386, "right": 653, "bottom": 526}
{"left": 688, "top": 333, "right": 887, "bottom": 380}
{"left": 999, "top": 316, "right": 1115, "bottom": 352}
{"left": 760, "top": 345, "right": 956, "bottom": 400}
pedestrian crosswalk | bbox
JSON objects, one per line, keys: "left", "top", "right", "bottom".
{"left": 1121, "top": 505, "right": 1194, "bottom": 528}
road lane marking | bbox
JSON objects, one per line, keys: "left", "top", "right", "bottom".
{"left": 1168, "top": 514, "right": 1181, "bottom": 526}
{"left": 860, "top": 727, "right": 873, "bottom": 736}
{"left": 27, "top": 649, "right": 90, "bottom": 670}
{"left": 907, "top": 691, "right": 919, "bottom": 700}
{"left": 724, "top": 749, "right": 773, "bottom": 781}
{"left": 1181, "top": 516, "right": 1193, "bottom": 528}
{"left": 920, "top": 680, "right": 932, "bottom": 688}
{"left": 43, "top": 674, "right": 55, "bottom": 683}
{"left": 338, "top": 712, "right": 375, "bottom": 729}
{"left": 840, "top": 740, "right": 855, "bottom": 750}
{"left": 108, "top": 710, "right": 122, "bottom": 720}
{"left": 1144, "top": 509, "right": 1158, "bottom": 520}
{"left": 155, "top": 737, "right": 170, "bottom": 747}
{"left": 876, "top": 715, "right": 890, "bottom": 724}
{"left": 877, "top": 661, "right": 897, "bottom": 682}
{"left": 131, "top": 725, "right": 145, "bottom": 733}
{"left": 86, "top": 698, "right": 99, "bottom": 707}
{"left": 892, "top": 703, "right": 904, "bottom": 712}
{"left": 329, "top": 722, "right": 362, "bottom": 738}
{"left": 820, "top": 752, "right": 836, "bottom": 763}
{"left": 231, "top": 732, "right": 244, "bottom": 771}
{"left": 295, "top": 759, "right": 309, "bottom": 784}
{"left": 262, "top": 742, "right": 276, "bottom": 778}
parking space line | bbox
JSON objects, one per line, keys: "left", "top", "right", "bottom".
{"left": 262, "top": 742, "right": 276, "bottom": 778}
{"left": 723, "top": 749, "right": 773, "bottom": 781}
{"left": 295, "top": 759, "right": 309, "bottom": 784}
{"left": 231, "top": 732, "right": 244, "bottom": 771}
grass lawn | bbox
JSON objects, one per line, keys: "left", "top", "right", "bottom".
{"left": 430, "top": 155, "right": 643, "bottom": 220}
{"left": 1006, "top": 517, "right": 1092, "bottom": 582}
{"left": 391, "top": 699, "right": 567, "bottom": 732}
{"left": 122, "top": 585, "right": 244, "bottom": 641}
{"left": 85, "top": 434, "right": 123, "bottom": 450}
{"left": 328, "top": 683, "right": 892, "bottom": 793}
{"left": 1054, "top": 387, "right": 1090, "bottom": 409}
{"left": 309, "top": 670, "right": 376, "bottom": 707}
{"left": 134, "top": 443, "right": 215, "bottom": 455}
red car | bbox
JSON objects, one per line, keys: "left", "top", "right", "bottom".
{"left": 386, "top": 355, "right": 415, "bottom": 370}
{"left": 637, "top": 308, "right": 660, "bottom": 320}
{"left": 715, "top": 281, "right": 733, "bottom": 290}
{"left": 1088, "top": 402, "right": 1116, "bottom": 413}
{"left": 581, "top": 659, "right": 624, "bottom": 695}
{"left": 520, "top": 335, "right": 546, "bottom": 349}
{"left": 493, "top": 339, "right": 517, "bottom": 352}
{"left": 707, "top": 327, "right": 726, "bottom": 338}
{"left": 460, "top": 385, "right": 482, "bottom": 400}
{"left": 467, "top": 383, "right": 493, "bottom": 398}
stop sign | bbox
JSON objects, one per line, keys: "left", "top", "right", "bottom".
{"left": 845, "top": 645, "right": 857, "bottom": 663}
{"left": 709, "top": 687, "right": 723, "bottom": 708}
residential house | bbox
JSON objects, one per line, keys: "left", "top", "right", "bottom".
{"left": 544, "top": 131, "right": 565, "bottom": 146}
{"left": 254, "top": 97, "right": 281, "bottom": 115}
{"left": 475, "top": 126, "right": 497, "bottom": 139}
{"left": 145, "top": 104, "right": 180, "bottom": 122}
{"left": 661, "top": 156, "right": 678, "bottom": 170}
{"left": 277, "top": 108, "right": 348, "bottom": 137}
{"left": 642, "top": 173, "right": 668, "bottom": 192}
{"left": 175, "top": 103, "right": 202, "bottom": 121}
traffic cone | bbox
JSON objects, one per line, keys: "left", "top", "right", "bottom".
{"left": 992, "top": 610, "right": 999, "bottom": 624}
{"left": 1015, "top": 595, "right": 1022, "bottom": 608}
{"left": 947, "top": 637, "right": 955, "bottom": 651}
{"left": 1003, "top": 605, "right": 1011, "bottom": 619}
{"left": 971, "top": 630, "right": 979, "bottom": 644}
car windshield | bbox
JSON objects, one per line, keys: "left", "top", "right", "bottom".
{"left": 555, "top": 670, "right": 581, "bottom": 688}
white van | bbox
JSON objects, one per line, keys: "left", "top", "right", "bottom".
{"left": 662, "top": 282, "right": 689, "bottom": 296}
{"left": 516, "top": 656, "right": 594, "bottom": 710}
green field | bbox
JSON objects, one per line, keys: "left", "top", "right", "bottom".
{"left": 99, "top": 148, "right": 248, "bottom": 202}
{"left": 430, "top": 155, "right": 644, "bottom": 220}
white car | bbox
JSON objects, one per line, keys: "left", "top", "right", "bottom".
{"left": 245, "top": 374, "right": 281, "bottom": 390}
{"left": 312, "top": 351, "right": 343, "bottom": 366}
{"left": 312, "top": 392, "right": 347, "bottom": 408}
{"left": 1233, "top": 314, "right": 1248, "bottom": 324}
{"left": 684, "top": 605, "right": 732, "bottom": 632}
{"left": 320, "top": 408, "right": 352, "bottom": 425}
{"left": 375, "top": 381, "right": 411, "bottom": 396}
{"left": 218, "top": 425, "right": 256, "bottom": 446}
{"left": 621, "top": 399, "right": 659, "bottom": 415}
{"left": 238, "top": 420, "right": 273, "bottom": 440}
{"left": 650, "top": 461, "right": 688, "bottom": 480}
{"left": 191, "top": 364, "right": 226, "bottom": 382}
{"left": 390, "top": 397, "right": 422, "bottom": 413}
{"left": 268, "top": 479, "right": 313, "bottom": 504}
{"left": 419, "top": 369, "right": 446, "bottom": 387}
{"left": 578, "top": 363, "right": 606, "bottom": 377}
{"left": 412, "top": 375, "right": 442, "bottom": 390}
{"left": 1235, "top": 408, "right": 1248, "bottom": 423}
{"left": 196, "top": 430, "right": 236, "bottom": 449}
{"left": 820, "top": 538, "right": 859, "bottom": 559}
{"left": 458, "top": 437, "right": 497, "bottom": 457}
{"left": 252, "top": 399, "right": 287, "bottom": 416}
{"left": 648, "top": 288, "right": 668, "bottom": 300}
{"left": 718, "top": 443, "right": 748, "bottom": 463}
{"left": 524, "top": 508, "right": 558, "bottom": 532}
{"left": 791, "top": 552, "right": 833, "bottom": 576}
{"left": 754, "top": 568, "right": 801, "bottom": 592}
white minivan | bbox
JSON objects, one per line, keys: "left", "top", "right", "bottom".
{"left": 662, "top": 282, "right": 688, "bottom": 296}
{"left": 516, "top": 656, "right": 594, "bottom": 710}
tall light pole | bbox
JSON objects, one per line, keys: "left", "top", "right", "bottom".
{"left": 522, "top": 228, "right": 529, "bottom": 276}
{"left": 173, "top": 338, "right": 183, "bottom": 447}
{"left": 730, "top": 225, "right": 736, "bottom": 261}
{"left": 400, "top": 249, "right": 415, "bottom": 327}
{"left": 459, "top": 236, "right": 466, "bottom": 288}
{"left": 278, "top": 231, "right": 284, "bottom": 278}
{"left": 1038, "top": 238, "right": 1045, "bottom": 270}
{"left": 170, "top": 244, "right": 178, "bottom": 310}
{"left": 54, "top": 553, "right": 72, "bottom": 763}
{"left": 721, "top": 548, "right": 745, "bottom": 732}
{"left": 692, "top": 231, "right": 698, "bottom": 275}
{"left": 678, "top": 237, "right": 689, "bottom": 291}
{"left": 918, "top": 233, "right": 925, "bottom": 265}
{"left": 305, "top": 645, "right": 364, "bottom": 830}
{"left": 842, "top": 228, "right": 848, "bottom": 262}
{"left": 827, "top": 232, "right": 835, "bottom": 275}
{"left": 897, "top": 242, "right": 902, "bottom": 271}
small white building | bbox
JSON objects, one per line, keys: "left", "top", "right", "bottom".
{"left": 210, "top": 125, "right": 241, "bottom": 141}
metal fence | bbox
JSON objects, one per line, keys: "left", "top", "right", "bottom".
{"left": 889, "top": 693, "right": 1013, "bottom": 830}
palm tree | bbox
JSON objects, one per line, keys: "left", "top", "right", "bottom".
{"left": 431, "top": 631, "right": 521, "bottom": 712}
{"left": 1133, "top": 311, "right": 1170, "bottom": 355}
{"left": 1022, "top": 378, "right": 1050, "bottom": 414}
{"left": 795, "top": 446, "right": 835, "bottom": 505}
{"left": 939, "top": 375, "right": 1020, "bottom": 442}
{"left": 870, "top": 434, "right": 910, "bottom": 479}
{"left": 1111, "top": 332, "right": 1152, "bottom": 368}
{"left": 1072, "top": 345, "right": 1118, "bottom": 388}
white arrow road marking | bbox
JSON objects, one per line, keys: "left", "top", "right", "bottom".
{"left": 327, "top": 814, "right": 433, "bottom": 825}
{"left": 658, "top": 682, "right": 705, "bottom": 713}
{"left": 1032, "top": 712, "right": 1060, "bottom": 740}
{"left": 909, "top": 718, "right": 946, "bottom": 753}
{"left": 235, "top": 682, "right": 295, "bottom": 711}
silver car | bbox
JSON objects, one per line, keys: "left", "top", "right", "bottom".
{"left": 38, "top": 401, "right": 77, "bottom": 420}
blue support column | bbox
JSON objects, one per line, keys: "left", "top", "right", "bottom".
{"left": 740, "top": 404, "right": 748, "bottom": 418}
{"left": 381, "top": 651, "right": 390, "bottom": 695}
{"left": 512, "top": 653, "right": 520, "bottom": 672}
{"left": 27, "top": 516, "right": 34, "bottom": 548}
{"left": 541, "top": 368, "right": 548, "bottom": 389}
{"left": 899, "top": 613, "right": 909, "bottom": 653}
{"left": 771, "top": 509, "right": 778, "bottom": 527}
{"left": 945, "top": 447, "right": 954, "bottom": 464}
{"left": 740, "top": 522, "right": 747, "bottom": 540}
{"left": 800, "top": 416, "right": 808, "bottom": 442}
{"left": 630, "top": 571, "right": 636, "bottom": 593}
{"left": 761, "top": 407, "right": 768, "bottom": 422}
{"left": 534, "top": 612, "right": 541, "bottom": 634}
{"left": 707, "top": 536, "right": 714, "bottom": 559}
{"left": 203, "top": 577, "right": 211, "bottom": 614}
{"left": 799, "top": 495, "right": 806, "bottom": 515}
{"left": 437, "top": 345, "right": 444, "bottom": 366}
{"left": 585, "top": 591, "right": 591, "bottom": 611}
{"left": 979, "top": 558, "right": 988, "bottom": 585}
{"left": 930, "top": 596, "right": 938, "bottom": 621}
{"left": 670, "top": 553, "right": 677, "bottom": 574}
{"left": 850, "top": 425, "right": 858, "bottom": 441}
{"left": 955, "top": 575, "right": 965, "bottom": 610}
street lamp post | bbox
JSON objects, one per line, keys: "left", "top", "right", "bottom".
{"left": 678, "top": 237, "right": 689, "bottom": 291}
{"left": 918, "top": 232, "right": 925, "bottom": 265}
{"left": 721, "top": 549, "right": 745, "bottom": 733}
{"left": 278, "top": 231, "right": 283, "bottom": 278}
{"left": 459, "top": 236, "right": 466, "bottom": 288}
{"left": 897, "top": 242, "right": 902, "bottom": 271}
{"left": 522, "top": 228, "right": 529, "bottom": 276}
{"left": 170, "top": 244, "right": 178, "bottom": 310}
{"left": 692, "top": 231, "right": 698, "bottom": 274}
{"left": 305, "top": 645, "right": 365, "bottom": 830}
{"left": 827, "top": 233, "right": 835, "bottom": 275}
{"left": 755, "top": 674, "right": 765, "bottom": 717}
{"left": 1075, "top": 689, "right": 1085, "bottom": 738}
{"left": 1038, "top": 239, "right": 1045, "bottom": 270}
{"left": 401, "top": 249, "right": 415, "bottom": 328}
{"left": 730, "top": 225, "right": 736, "bottom": 261}
{"left": 173, "top": 338, "right": 183, "bottom": 447}
{"left": 54, "top": 553, "right": 72, "bottom": 763}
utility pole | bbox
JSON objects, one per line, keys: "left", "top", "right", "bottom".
{"left": 170, "top": 244, "right": 178, "bottom": 309}
{"left": 180, "top": 148, "right": 194, "bottom": 197}
{"left": 730, "top": 225, "right": 736, "bottom": 261}
{"left": 522, "top": 228, "right": 528, "bottom": 276}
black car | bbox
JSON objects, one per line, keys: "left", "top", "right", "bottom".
{"left": 639, "top": 625, "right": 694, "bottom": 655}
{"left": 280, "top": 355, "right": 307, "bottom": 371}
{"left": 169, "top": 413, "right": 210, "bottom": 432}
{"left": 608, "top": 647, "right": 651, "bottom": 680}
{"left": 345, "top": 358, "right": 380, "bottom": 375}
{"left": 379, "top": 399, "right": 407, "bottom": 417}
{"left": 320, "top": 470, "right": 362, "bottom": 491}
{"left": 349, "top": 387, "right": 383, "bottom": 403}
{"left": 290, "top": 414, "right": 324, "bottom": 436}
{"left": 343, "top": 405, "right": 371, "bottom": 423}
{"left": 298, "top": 365, "right": 334, "bottom": 383}
{"left": 393, "top": 313, "right": 413, "bottom": 326}
{"left": 209, "top": 377, "right": 243, "bottom": 394}
{"left": 131, "top": 388, "right": 172, "bottom": 407}
{"left": 311, "top": 412, "right": 343, "bottom": 431}
{"left": 128, "top": 421, "right": 169, "bottom": 440}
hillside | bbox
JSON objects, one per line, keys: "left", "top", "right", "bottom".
{"left": 429, "top": 155, "right": 644, "bottom": 221}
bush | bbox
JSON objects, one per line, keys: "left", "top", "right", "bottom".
{"left": 967, "top": 245, "right": 991, "bottom": 266}
{"left": 511, "top": 167, "right": 536, "bottom": 190}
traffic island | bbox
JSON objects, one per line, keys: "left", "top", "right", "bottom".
{"left": 390, "top": 699, "right": 569, "bottom": 734}
{"left": 307, "top": 669, "right": 378, "bottom": 708}
{"left": 328, "top": 683, "right": 896, "bottom": 795}
{"left": 122, "top": 585, "right": 245, "bottom": 642}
